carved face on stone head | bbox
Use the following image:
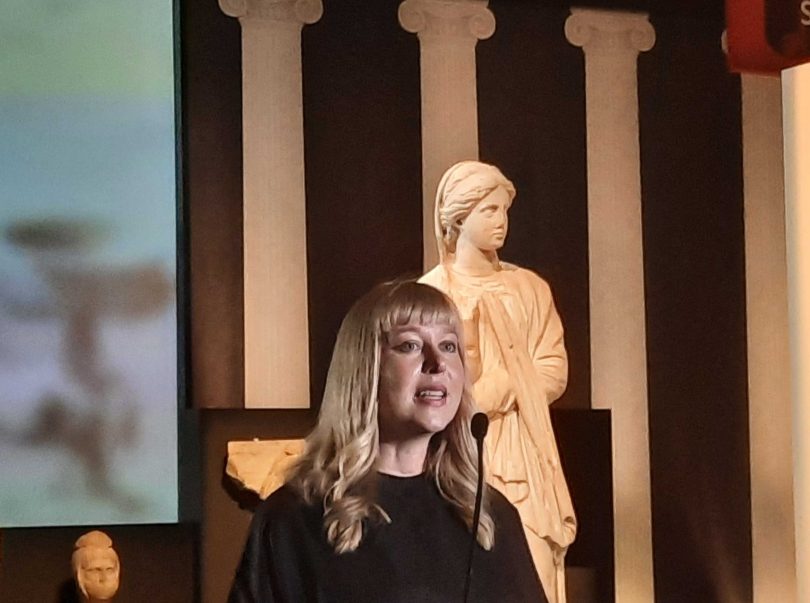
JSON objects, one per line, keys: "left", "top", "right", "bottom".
{"left": 433, "top": 160, "right": 516, "bottom": 262}
{"left": 72, "top": 531, "right": 120, "bottom": 602}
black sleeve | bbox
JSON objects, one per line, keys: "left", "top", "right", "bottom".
{"left": 228, "top": 507, "right": 278, "bottom": 603}
{"left": 488, "top": 487, "right": 549, "bottom": 603}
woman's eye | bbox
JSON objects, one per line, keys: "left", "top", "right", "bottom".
{"left": 396, "top": 341, "right": 419, "bottom": 352}
{"left": 441, "top": 341, "right": 458, "bottom": 353}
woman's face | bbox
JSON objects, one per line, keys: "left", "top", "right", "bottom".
{"left": 377, "top": 320, "right": 464, "bottom": 442}
{"left": 456, "top": 185, "right": 511, "bottom": 252}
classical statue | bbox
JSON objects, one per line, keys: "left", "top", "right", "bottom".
{"left": 71, "top": 530, "right": 120, "bottom": 602}
{"left": 420, "top": 161, "right": 576, "bottom": 603}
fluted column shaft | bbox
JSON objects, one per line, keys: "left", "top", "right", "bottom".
{"left": 783, "top": 63, "right": 810, "bottom": 603}
{"left": 220, "top": 0, "right": 322, "bottom": 408}
{"left": 565, "top": 9, "right": 655, "bottom": 602}
{"left": 398, "top": 0, "right": 495, "bottom": 268}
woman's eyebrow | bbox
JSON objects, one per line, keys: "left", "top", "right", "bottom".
{"left": 435, "top": 327, "right": 459, "bottom": 338}
{"left": 387, "top": 327, "right": 420, "bottom": 338}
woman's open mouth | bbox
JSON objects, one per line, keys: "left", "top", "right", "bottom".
{"left": 415, "top": 387, "right": 447, "bottom": 406}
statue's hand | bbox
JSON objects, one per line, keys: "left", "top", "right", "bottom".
{"left": 461, "top": 305, "right": 481, "bottom": 381}
{"left": 472, "top": 366, "right": 515, "bottom": 415}
{"left": 460, "top": 306, "right": 479, "bottom": 344}
{"left": 464, "top": 341, "right": 482, "bottom": 383}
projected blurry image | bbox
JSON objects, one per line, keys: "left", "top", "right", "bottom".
{"left": 0, "top": 0, "right": 178, "bottom": 526}
{"left": 2, "top": 218, "right": 172, "bottom": 516}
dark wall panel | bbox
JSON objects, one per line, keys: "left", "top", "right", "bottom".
{"left": 303, "top": 0, "right": 423, "bottom": 410}
{"left": 552, "top": 409, "right": 615, "bottom": 601}
{"left": 639, "top": 14, "right": 751, "bottom": 603}
{"left": 479, "top": 0, "right": 591, "bottom": 410}
{"left": 183, "top": 0, "right": 244, "bottom": 409}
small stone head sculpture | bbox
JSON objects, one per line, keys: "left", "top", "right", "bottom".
{"left": 71, "top": 531, "right": 120, "bottom": 602}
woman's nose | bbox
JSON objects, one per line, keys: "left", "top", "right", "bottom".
{"left": 422, "top": 345, "right": 446, "bottom": 374}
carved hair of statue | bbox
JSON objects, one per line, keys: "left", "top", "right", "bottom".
{"left": 71, "top": 530, "right": 120, "bottom": 602}
{"left": 433, "top": 160, "right": 516, "bottom": 261}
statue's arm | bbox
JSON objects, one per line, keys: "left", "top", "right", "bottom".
{"left": 420, "top": 267, "right": 524, "bottom": 414}
{"left": 527, "top": 275, "right": 568, "bottom": 405}
{"left": 465, "top": 303, "right": 516, "bottom": 415}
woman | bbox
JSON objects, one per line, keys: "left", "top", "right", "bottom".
{"left": 228, "top": 280, "right": 545, "bottom": 602}
{"left": 420, "top": 161, "right": 576, "bottom": 603}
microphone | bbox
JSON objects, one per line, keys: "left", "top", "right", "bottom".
{"left": 464, "top": 412, "right": 489, "bottom": 603}
{"left": 471, "top": 412, "right": 489, "bottom": 441}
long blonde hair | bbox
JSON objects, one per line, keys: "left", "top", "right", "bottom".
{"left": 287, "top": 280, "right": 495, "bottom": 553}
{"left": 433, "top": 160, "right": 516, "bottom": 263}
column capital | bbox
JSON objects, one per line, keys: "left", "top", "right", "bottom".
{"left": 565, "top": 8, "right": 655, "bottom": 54}
{"left": 398, "top": 0, "right": 495, "bottom": 43}
{"left": 219, "top": 0, "right": 322, "bottom": 25}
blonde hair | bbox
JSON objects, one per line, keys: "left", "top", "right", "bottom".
{"left": 287, "top": 280, "right": 495, "bottom": 553}
{"left": 433, "top": 160, "right": 516, "bottom": 263}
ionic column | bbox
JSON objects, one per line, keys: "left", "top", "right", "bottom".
{"left": 565, "top": 9, "right": 655, "bottom": 602}
{"left": 398, "top": 0, "right": 495, "bottom": 269}
{"left": 740, "top": 73, "right": 797, "bottom": 603}
{"left": 219, "top": 0, "right": 322, "bottom": 408}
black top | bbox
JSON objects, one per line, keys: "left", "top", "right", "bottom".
{"left": 228, "top": 473, "right": 546, "bottom": 603}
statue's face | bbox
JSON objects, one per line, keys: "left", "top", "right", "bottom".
{"left": 457, "top": 186, "right": 511, "bottom": 253}
{"left": 78, "top": 549, "right": 119, "bottom": 601}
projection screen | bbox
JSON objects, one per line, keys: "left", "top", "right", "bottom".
{"left": 0, "top": 0, "right": 178, "bottom": 526}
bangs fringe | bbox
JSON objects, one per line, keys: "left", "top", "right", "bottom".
{"left": 377, "top": 281, "right": 460, "bottom": 334}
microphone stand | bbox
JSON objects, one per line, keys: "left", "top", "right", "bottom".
{"left": 464, "top": 412, "right": 489, "bottom": 603}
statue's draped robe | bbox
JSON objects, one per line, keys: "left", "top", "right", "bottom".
{"left": 421, "top": 263, "right": 576, "bottom": 602}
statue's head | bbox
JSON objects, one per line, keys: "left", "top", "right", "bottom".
{"left": 71, "top": 531, "right": 120, "bottom": 602}
{"left": 433, "top": 160, "right": 516, "bottom": 262}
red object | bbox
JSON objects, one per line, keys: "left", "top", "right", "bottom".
{"left": 726, "top": 0, "right": 810, "bottom": 74}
